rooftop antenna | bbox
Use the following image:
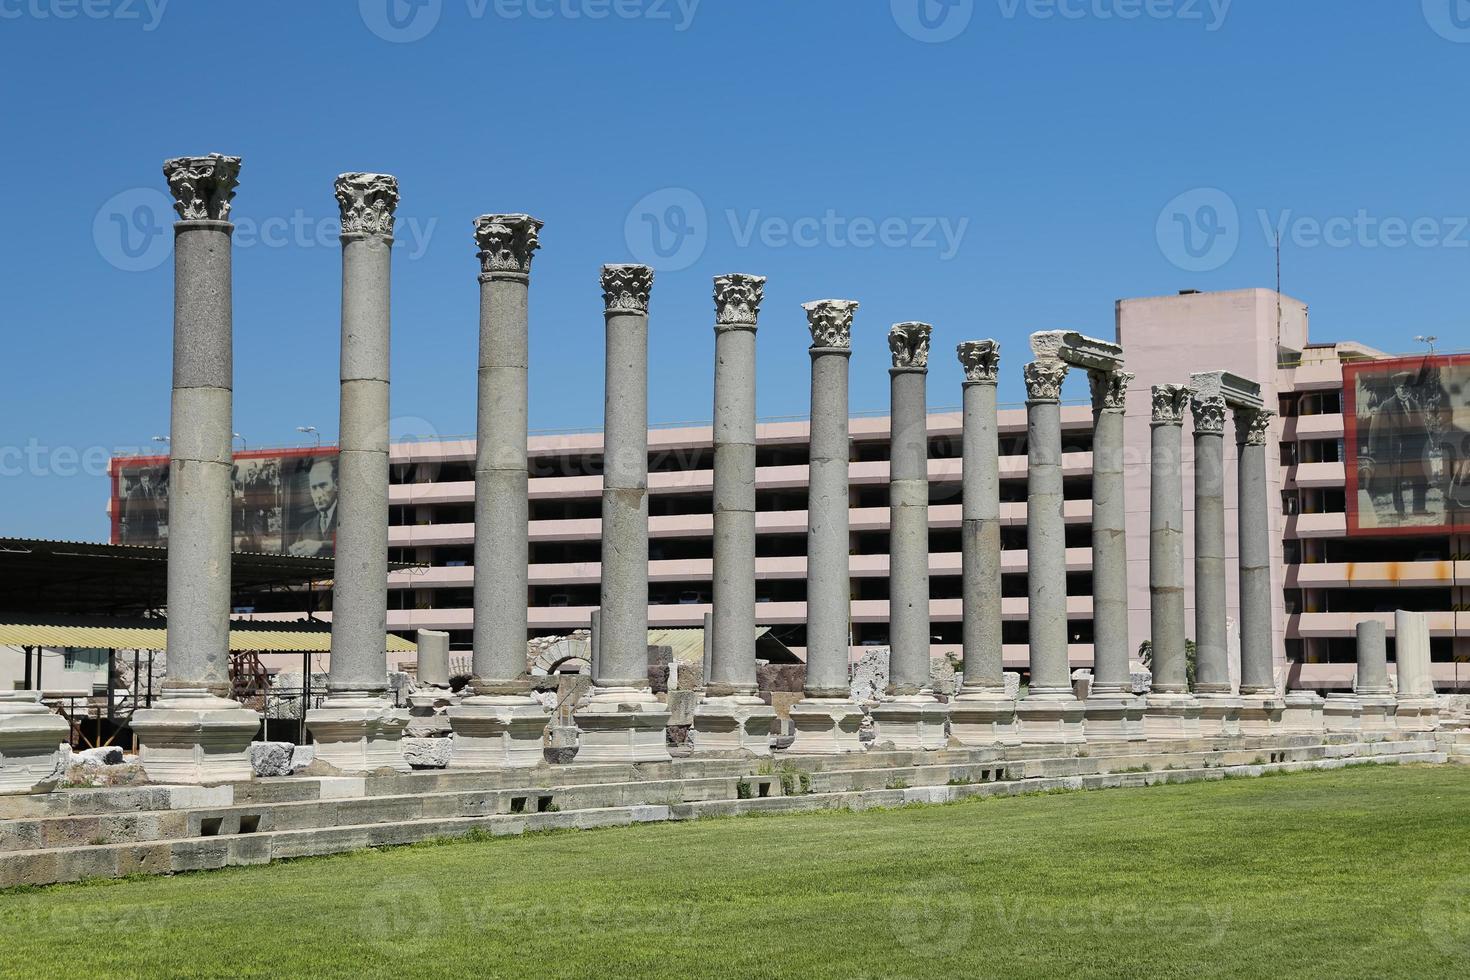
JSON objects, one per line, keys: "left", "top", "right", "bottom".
{"left": 1413, "top": 335, "right": 1438, "bottom": 357}
{"left": 1275, "top": 228, "right": 1282, "bottom": 339}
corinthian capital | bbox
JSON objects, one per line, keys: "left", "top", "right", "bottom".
{"left": 1190, "top": 394, "right": 1228, "bottom": 435}
{"left": 956, "top": 340, "right": 1000, "bottom": 384}
{"left": 335, "top": 173, "right": 399, "bottom": 238}
{"left": 1089, "top": 369, "right": 1133, "bottom": 414}
{"left": 474, "top": 213, "right": 543, "bottom": 280}
{"left": 1023, "top": 359, "right": 1069, "bottom": 402}
{"left": 1151, "top": 384, "right": 1190, "bottom": 425}
{"left": 601, "top": 264, "right": 654, "bottom": 313}
{"left": 889, "top": 322, "right": 932, "bottom": 370}
{"left": 1234, "top": 407, "right": 1275, "bottom": 447}
{"left": 713, "top": 273, "right": 766, "bottom": 328}
{"left": 803, "top": 299, "right": 858, "bottom": 350}
{"left": 162, "top": 153, "right": 241, "bottom": 221}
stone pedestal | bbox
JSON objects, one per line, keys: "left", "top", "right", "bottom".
{"left": 1143, "top": 693, "right": 1202, "bottom": 739}
{"left": 949, "top": 691, "right": 1021, "bottom": 746}
{"left": 306, "top": 695, "right": 411, "bottom": 773}
{"left": 1195, "top": 694, "right": 1242, "bottom": 737}
{"left": 573, "top": 689, "right": 671, "bottom": 765}
{"left": 1280, "top": 691, "right": 1325, "bottom": 734}
{"left": 1357, "top": 693, "right": 1398, "bottom": 734}
{"left": 1323, "top": 694, "right": 1363, "bottom": 733}
{"left": 870, "top": 696, "right": 949, "bottom": 751}
{"left": 1394, "top": 697, "right": 1440, "bottom": 733}
{"left": 786, "top": 698, "right": 865, "bottom": 754}
{"left": 1394, "top": 610, "right": 1439, "bottom": 731}
{"left": 0, "top": 693, "right": 69, "bottom": 794}
{"left": 1083, "top": 694, "right": 1146, "bottom": 741}
{"left": 1237, "top": 694, "right": 1285, "bottom": 736}
{"left": 449, "top": 696, "right": 548, "bottom": 769}
{"left": 131, "top": 693, "right": 262, "bottom": 783}
{"left": 1015, "top": 694, "right": 1087, "bottom": 744}
{"left": 692, "top": 695, "right": 776, "bottom": 755}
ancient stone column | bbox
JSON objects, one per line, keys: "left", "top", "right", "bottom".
{"left": 1189, "top": 385, "right": 1240, "bottom": 735}
{"left": 1142, "top": 384, "right": 1200, "bottom": 738}
{"left": 1234, "top": 406, "right": 1285, "bottom": 734}
{"left": 1393, "top": 609, "right": 1440, "bottom": 731}
{"left": 1083, "top": 368, "right": 1144, "bottom": 739}
{"left": 131, "top": 154, "right": 259, "bottom": 784}
{"left": 871, "top": 323, "right": 947, "bottom": 750}
{"left": 408, "top": 629, "right": 455, "bottom": 737}
{"left": 1013, "top": 348, "right": 1085, "bottom": 744}
{"left": 949, "top": 341, "right": 1018, "bottom": 746}
{"left": 449, "top": 214, "right": 549, "bottom": 768}
{"left": 306, "top": 173, "right": 409, "bottom": 771}
{"left": 788, "top": 300, "right": 865, "bottom": 754}
{"left": 1354, "top": 620, "right": 1397, "bottom": 733}
{"left": 573, "top": 265, "right": 671, "bottom": 763}
{"left": 694, "top": 274, "right": 776, "bottom": 754}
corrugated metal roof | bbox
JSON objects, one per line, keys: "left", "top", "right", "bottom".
{"left": 646, "top": 627, "right": 774, "bottom": 664}
{"left": 0, "top": 620, "right": 416, "bottom": 653}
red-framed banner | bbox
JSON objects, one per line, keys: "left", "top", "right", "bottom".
{"left": 109, "top": 446, "right": 342, "bottom": 557}
{"left": 1342, "top": 353, "right": 1470, "bottom": 537}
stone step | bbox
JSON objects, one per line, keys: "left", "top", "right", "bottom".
{"left": 0, "top": 746, "right": 1440, "bottom": 889}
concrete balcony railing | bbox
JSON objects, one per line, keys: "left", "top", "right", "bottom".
{"left": 1285, "top": 561, "right": 1470, "bottom": 589}
{"left": 1284, "top": 462, "right": 1346, "bottom": 490}
{"left": 1278, "top": 361, "right": 1344, "bottom": 392}
{"left": 1287, "top": 611, "right": 1464, "bottom": 638}
{"left": 387, "top": 547, "right": 1096, "bottom": 589}
{"left": 1283, "top": 513, "right": 1348, "bottom": 539}
{"left": 1281, "top": 413, "right": 1345, "bottom": 441}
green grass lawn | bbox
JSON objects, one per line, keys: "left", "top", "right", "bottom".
{"left": 2, "top": 765, "right": 1468, "bottom": 979}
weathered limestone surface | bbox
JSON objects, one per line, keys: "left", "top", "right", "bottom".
{"left": 574, "top": 265, "right": 671, "bottom": 763}
{"left": 1354, "top": 620, "right": 1398, "bottom": 732}
{"left": 451, "top": 214, "right": 549, "bottom": 768}
{"left": 695, "top": 274, "right": 776, "bottom": 754}
{"left": 307, "top": 173, "right": 409, "bottom": 773}
{"left": 132, "top": 154, "right": 259, "bottom": 784}
{"left": 1189, "top": 384, "right": 1242, "bottom": 736}
{"left": 788, "top": 301, "right": 864, "bottom": 754}
{"left": 1234, "top": 406, "right": 1285, "bottom": 733}
{"left": 870, "top": 323, "right": 946, "bottom": 751}
{"left": 1394, "top": 610, "right": 1439, "bottom": 731}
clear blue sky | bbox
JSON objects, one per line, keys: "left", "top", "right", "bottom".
{"left": 2, "top": 0, "right": 1468, "bottom": 540}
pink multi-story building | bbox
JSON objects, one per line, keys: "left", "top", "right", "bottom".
{"left": 118, "top": 288, "right": 1470, "bottom": 690}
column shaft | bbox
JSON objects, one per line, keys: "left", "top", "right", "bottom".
{"left": 889, "top": 362, "right": 930, "bottom": 694}
{"left": 1355, "top": 620, "right": 1391, "bottom": 694}
{"left": 1089, "top": 371, "right": 1132, "bottom": 693}
{"left": 1025, "top": 364, "right": 1070, "bottom": 695}
{"left": 1236, "top": 409, "right": 1276, "bottom": 694}
{"left": 1149, "top": 387, "right": 1189, "bottom": 693}
{"left": 1191, "top": 397, "right": 1230, "bottom": 694}
{"left": 959, "top": 345, "right": 1002, "bottom": 691}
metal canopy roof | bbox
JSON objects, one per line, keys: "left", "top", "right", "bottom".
{"left": 0, "top": 615, "right": 416, "bottom": 653}
{"left": 0, "top": 538, "right": 413, "bottom": 616}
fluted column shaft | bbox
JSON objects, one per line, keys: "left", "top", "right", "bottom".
{"left": 1024, "top": 358, "right": 1071, "bottom": 695}
{"left": 888, "top": 323, "right": 932, "bottom": 695}
{"left": 1236, "top": 407, "right": 1276, "bottom": 695}
{"left": 1089, "top": 369, "right": 1133, "bottom": 694}
{"left": 162, "top": 154, "right": 240, "bottom": 697}
{"left": 1191, "top": 394, "right": 1231, "bottom": 694}
{"left": 471, "top": 215, "right": 542, "bottom": 693}
{"left": 803, "top": 301, "right": 858, "bottom": 698}
{"left": 709, "top": 275, "right": 765, "bottom": 695}
{"left": 596, "top": 265, "right": 654, "bottom": 689}
{"left": 1149, "top": 385, "right": 1190, "bottom": 693}
{"left": 958, "top": 342, "right": 1003, "bottom": 691}
{"left": 329, "top": 173, "right": 398, "bottom": 696}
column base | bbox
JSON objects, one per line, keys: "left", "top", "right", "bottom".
{"left": 869, "top": 695, "right": 948, "bottom": 751}
{"left": 305, "top": 695, "right": 410, "bottom": 773}
{"left": 1195, "top": 694, "right": 1242, "bottom": 737}
{"left": 1394, "top": 695, "right": 1440, "bottom": 733}
{"left": 1081, "top": 693, "right": 1146, "bottom": 741}
{"left": 1279, "top": 691, "right": 1325, "bottom": 734}
{"left": 1143, "top": 693, "right": 1201, "bottom": 740}
{"left": 1237, "top": 693, "right": 1285, "bottom": 736}
{"left": 1357, "top": 693, "right": 1398, "bottom": 733}
{"left": 948, "top": 690, "right": 1022, "bottom": 747}
{"left": 0, "top": 692, "right": 69, "bottom": 795}
{"left": 1015, "top": 694, "right": 1087, "bottom": 745}
{"left": 131, "top": 693, "right": 261, "bottom": 784}
{"left": 785, "top": 698, "right": 865, "bottom": 754}
{"left": 572, "top": 688, "right": 672, "bottom": 764}
{"left": 691, "top": 695, "right": 776, "bottom": 756}
{"left": 447, "top": 695, "right": 549, "bottom": 769}
{"left": 1322, "top": 693, "right": 1363, "bottom": 733}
